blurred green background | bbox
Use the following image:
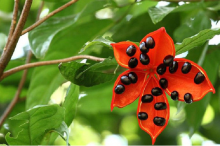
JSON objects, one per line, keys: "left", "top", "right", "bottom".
{"left": 0, "top": 0, "right": 220, "bottom": 145}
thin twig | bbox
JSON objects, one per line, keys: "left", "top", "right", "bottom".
{"left": 0, "top": 55, "right": 105, "bottom": 81}
{"left": 5, "top": 0, "right": 20, "bottom": 50}
{"left": 0, "top": 2, "right": 44, "bottom": 128}
{"left": 0, "top": 51, "right": 32, "bottom": 128}
{"left": 22, "top": 0, "right": 78, "bottom": 35}
{"left": 0, "top": 0, "right": 33, "bottom": 78}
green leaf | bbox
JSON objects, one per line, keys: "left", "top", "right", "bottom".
{"left": 26, "top": 19, "right": 114, "bottom": 109}
{"left": 148, "top": 3, "right": 202, "bottom": 24}
{"left": 175, "top": 28, "right": 220, "bottom": 55}
{"left": 51, "top": 122, "right": 70, "bottom": 145}
{"left": 62, "top": 84, "right": 79, "bottom": 126}
{"left": 80, "top": 37, "right": 114, "bottom": 53}
{"left": 59, "top": 58, "right": 117, "bottom": 87}
{"left": 185, "top": 46, "right": 220, "bottom": 136}
{"left": 5, "top": 105, "right": 65, "bottom": 145}
{"left": 173, "top": 11, "right": 211, "bottom": 42}
{"left": 29, "top": 0, "right": 114, "bottom": 59}
{"left": 28, "top": 17, "right": 75, "bottom": 58}
{"left": 26, "top": 65, "right": 65, "bottom": 110}
{"left": 148, "top": 6, "right": 175, "bottom": 24}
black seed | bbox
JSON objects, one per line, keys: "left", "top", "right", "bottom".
{"left": 151, "top": 87, "right": 163, "bottom": 96}
{"left": 184, "top": 93, "right": 193, "bottom": 103}
{"left": 114, "top": 85, "right": 125, "bottom": 94}
{"left": 120, "top": 76, "right": 131, "bottom": 85}
{"left": 126, "top": 45, "right": 136, "bottom": 57}
{"left": 169, "top": 61, "right": 178, "bottom": 73}
{"left": 163, "top": 55, "right": 174, "bottom": 66}
{"left": 154, "top": 102, "right": 167, "bottom": 110}
{"left": 157, "top": 64, "right": 166, "bottom": 75}
{"left": 141, "top": 94, "right": 153, "bottom": 103}
{"left": 194, "top": 72, "right": 205, "bottom": 84}
{"left": 128, "top": 72, "right": 138, "bottom": 83}
{"left": 146, "top": 36, "right": 155, "bottom": 49}
{"left": 138, "top": 112, "right": 148, "bottom": 120}
{"left": 153, "top": 117, "right": 165, "bottom": 126}
{"left": 128, "top": 58, "right": 138, "bottom": 68}
{"left": 171, "top": 91, "right": 178, "bottom": 101}
{"left": 139, "top": 42, "right": 149, "bottom": 53}
{"left": 182, "top": 62, "right": 192, "bottom": 74}
{"left": 159, "top": 78, "right": 168, "bottom": 89}
{"left": 140, "top": 53, "right": 150, "bottom": 65}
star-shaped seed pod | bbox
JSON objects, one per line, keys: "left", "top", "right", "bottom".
{"left": 110, "top": 27, "right": 215, "bottom": 144}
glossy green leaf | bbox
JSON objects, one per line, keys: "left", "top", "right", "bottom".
{"left": 185, "top": 46, "right": 220, "bottom": 136}
{"left": 29, "top": 0, "right": 114, "bottom": 59}
{"left": 175, "top": 28, "right": 220, "bottom": 55}
{"left": 5, "top": 105, "right": 65, "bottom": 145}
{"left": 174, "top": 11, "right": 211, "bottom": 42}
{"left": 28, "top": 17, "right": 75, "bottom": 58}
{"left": 62, "top": 84, "right": 79, "bottom": 126}
{"left": 148, "top": 3, "right": 202, "bottom": 24}
{"left": 51, "top": 121, "right": 70, "bottom": 145}
{"left": 26, "top": 65, "right": 65, "bottom": 110}
{"left": 26, "top": 19, "right": 114, "bottom": 110}
{"left": 148, "top": 6, "right": 175, "bottom": 24}
{"left": 59, "top": 58, "right": 117, "bottom": 87}
{"left": 80, "top": 37, "right": 114, "bottom": 53}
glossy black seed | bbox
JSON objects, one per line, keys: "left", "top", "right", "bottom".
{"left": 126, "top": 45, "right": 136, "bottom": 57}
{"left": 153, "top": 117, "right": 166, "bottom": 126}
{"left": 159, "top": 78, "right": 168, "bottom": 89}
{"left": 115, "top": 85, "right": 125, "bottom": 94}
{"left": 141, "top": 94, "right": 153, "bottom": 103}
{"left": 163, "top": 55, "right": 174, "bottom": 66}
{"left": 140, "top": 53, "right": 150, "bottom": 65}
{"left": 128, "top": 58, "right": 138, "bottom": 68}
{"left": 120, "top": 76, "right": 131, "bottom": 85}
{"left": 146, "top": 36, "right": 155, "bottom": 49}
{"left": 171, "top": 91, "right": 178, "bottom": 101}
{"left": 157, "top": 64, "right": 166, "bottom": 75}
{"left": 169, "top": 61, "right": 178, "bottom": 73}
{"left": 139, "top": 42, "right": 149, "bottom": 53}
{"left": 138, "top": 112, "right": 148, "bottom": 120}
{"left": 154, "top": 102, "right": 167, "bottom": 110}
{"left": 151, "top": 87, "right": 163, "bottom": 96}
{"left": 184, "top": 93, "right": 193, "bottom": 103}
{"left": 128, "top": 72, "right": 138, "bottom": 83}
{"left": 194, "top": 72, "right": 205, "bottom": 84}
{"left": 182, "top": 62, "right": 192, "bottom": 74}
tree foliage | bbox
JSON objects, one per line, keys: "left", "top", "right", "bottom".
{"left": 0, "top": 0, "right": 220, "bottom": 145}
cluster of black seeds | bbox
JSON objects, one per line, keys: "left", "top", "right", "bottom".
{"left": 157, "top": 55, "right": 175, "bottom": 75}
{"left": 171, "top": 91, "right": 193, "bottom": 103}
{"left": 126, "top": 37, "right": 155, "bottom": 68}
{"left": 156, "top": 56, "right": 206, "bottom": 103}
{"left": 138, "top": 86, "right": 166, "bottom": 126}
{"left": 114, "top": 72, "right": 138, "bottom": 94}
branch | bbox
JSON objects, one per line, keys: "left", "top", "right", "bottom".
{"left": 22, "top": 0, "right": 78, "bottom": 35}
{"left": 0, "top": 51, "right": 32, "bottom": 128}
{"left": 0, "top": 0, "right": 33, "bottom": 77}
{"left": 0, "top": 55, "right": 105, "bottom": 80}
{"left": 0, "top": 2, "right": 44, "bottom": 128}
{"left": 5, "top": 0, "right": 20, "bottom": 49}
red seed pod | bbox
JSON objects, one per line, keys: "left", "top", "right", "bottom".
{"left": 110, "top": 27, "right": 215, "bottom": 144}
